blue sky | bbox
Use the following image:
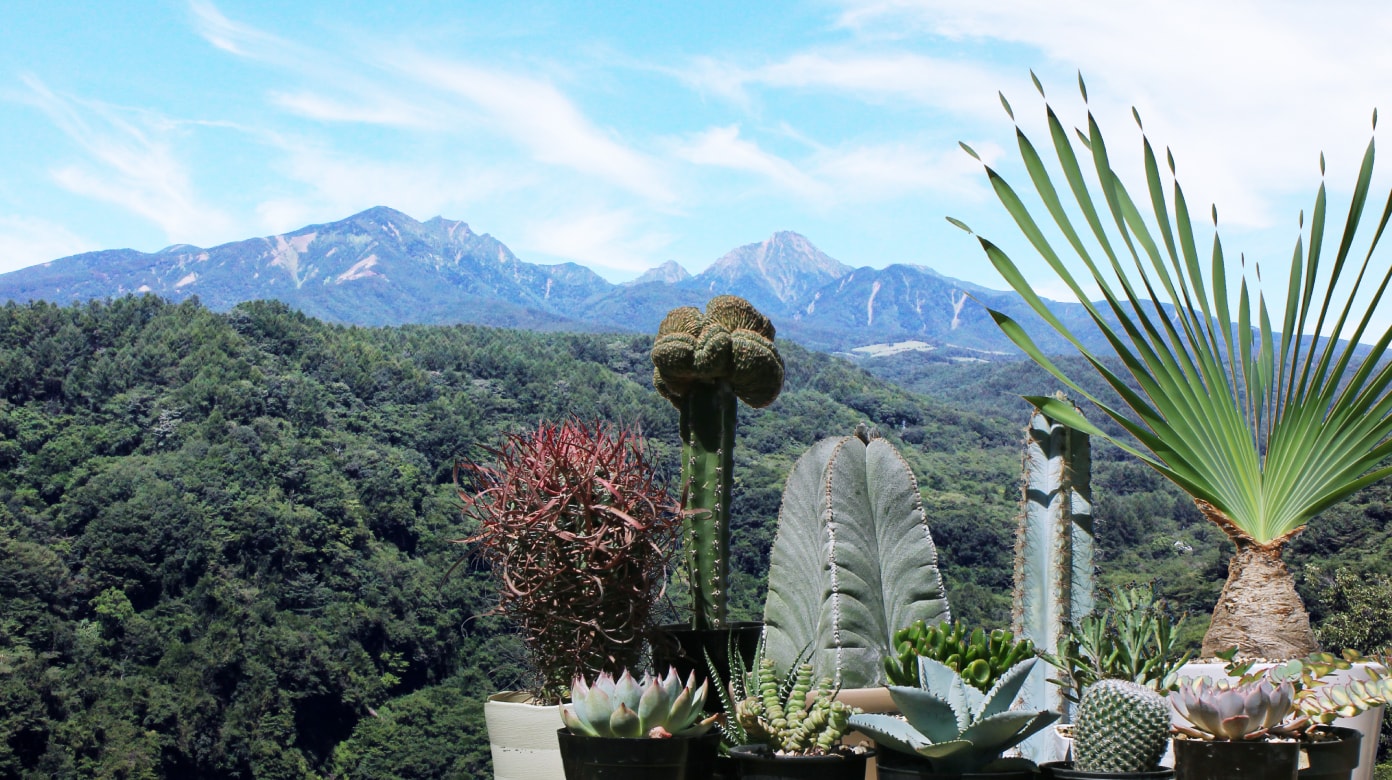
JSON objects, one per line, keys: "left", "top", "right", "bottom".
{"left": 3, "top": 1, "right": 1390, "bottom": 318}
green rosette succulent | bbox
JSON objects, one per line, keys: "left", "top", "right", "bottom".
{"left": 561, "top": 669, "right": 719, "bottom": 738}
{"left": 1170, "top": 676, "right": 1296, "bottom": 740}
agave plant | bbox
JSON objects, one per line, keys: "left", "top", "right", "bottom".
{"left": 1170, "top": 677, "right": 1297, "bottom": 740}
{"left": 849, "top": 655, "right": 1057, "bottom": 774}
{"left": 562, "top": 669, "right": 719, "bottom": 738}
{"left": 955, "top": 74, "right": 1392, "bottom": 657}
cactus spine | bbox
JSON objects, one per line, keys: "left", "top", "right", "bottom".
{"left": 1012, "top": 393, "right": 1093, "bottom": 759}
{"left": 652, "top": 296, "right": 783, "bottom": 631}
{"left": 1073, "top": 679, "right": 1171, "bottom": 773}
{"left": 764, "top": 425, "right": 949, "bottom": 688}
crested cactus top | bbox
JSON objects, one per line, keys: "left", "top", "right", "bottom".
{"left": 651, "top": 295, "right": 784, "bottom": 409}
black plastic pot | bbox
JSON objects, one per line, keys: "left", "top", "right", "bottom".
{"left": 1300, "top": 726, "right": 1361, "bottom": 780}
{"left": 1040, "top": 761, "right": 1174, "bottom": 779}
{"left": 556, "top": 729, "right": 720, "bottom": 780}
{"left": 651, "top": 622, "right": 763, "bottom": 711}
{"left": 874, "top": 750, "right": 1038, "bottom": 779}
{"left": 1172, "top": 738, "right": 1299, "bottom": 780}
{"left": 726, "top": 745, "right": 872, "bottom": 780}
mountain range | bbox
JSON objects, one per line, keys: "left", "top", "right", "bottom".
{"left": 0, "top": 206, "right": 1096, "bottom": 356}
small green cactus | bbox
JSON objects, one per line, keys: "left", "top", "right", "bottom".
{"left": 735, "top": 658, "right": 860, "bottom": 755}
{"left": 884, "top": 620, "right": 1034, "bottom": 692}
{"left": 1073, "top": 679, "right": 1171, "bottom": 773}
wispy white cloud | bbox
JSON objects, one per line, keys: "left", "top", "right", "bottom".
{"left": 384, "top": 53, "right": 674, "bottom": 202}
{"left": 19, "top": 75, "right": 231, "bottom": 242}
{"left": 811, "top": 139, "right": 999, "bottom": 201}
{"left": 191, "top": 2, "right": 674, "bottom": 204}
{"left": 189, "top": 0, "right": 303, "bottom": 61}
{"left": 681, "top": 51, "right": 1005, "bottom": 121}
{"left": 675, "top": 125, "right": 828, "bottom": 199}
{"left": 253, "top": 139, "right": 519, "bottom": 236}
{"left": 520, "top": 209, "right": 674, "bottom": 277}
{"left": 0, "top": 215, "right": 94, "bottom": 273}
{"left": 827, "top": 0, "right": 1392, "bottom": 229}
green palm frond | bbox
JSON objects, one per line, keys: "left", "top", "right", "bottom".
{"left": 957, "top": 77, "right": 1392, "bottom": 546}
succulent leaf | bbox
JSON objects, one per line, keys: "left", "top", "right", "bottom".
{"left": 854, "top": 649, "right": 1058, "bottom": 773}
{"left": 564, "top": 669, "right": 712, "bottom": 738}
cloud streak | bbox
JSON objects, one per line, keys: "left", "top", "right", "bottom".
{"left": 0, "top": 215, "right": 94, "bottom": 273}
{"left": 19, "top": 75, "right": 230, "bottom": 242}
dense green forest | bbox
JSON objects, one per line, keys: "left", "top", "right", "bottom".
{"left": 1, "top": 296, "right": 1389, "bottom": 778}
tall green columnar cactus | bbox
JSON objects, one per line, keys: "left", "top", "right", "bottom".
{"left": 764, "top": 425, "right": 950, "bottom": 688}
{"left": 1012, "top": 393, "right": 1094, "bottom": 733}
{"left": 652, "top": 296, "right": 784, "bottom": 631}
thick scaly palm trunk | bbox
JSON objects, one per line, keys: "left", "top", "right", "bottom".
{"left": 1198, "top": 501, "right": 1318, "bottom": 659}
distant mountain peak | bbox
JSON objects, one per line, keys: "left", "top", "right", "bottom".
{"left": 699, "top": 230, "right": 852, "bottom": 307}
{"left": 349, "top": 205, "right": 416, "bottom": 224}
{"left": 0, "top": 206, "right": 1092, "bottom": 357}
{"left": 627, "top": 260, "right": 691, "bottom": 286}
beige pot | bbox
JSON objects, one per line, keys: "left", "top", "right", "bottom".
{"left": 833, "top": 687, "right": 896, "bottom": 780}
{"left": 484, "top": 691, "right": 564, "bottom": 780}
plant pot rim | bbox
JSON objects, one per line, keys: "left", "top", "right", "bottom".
{"left": 556, "top": 727, "right": 720, "bottom": 740}
{"left": 488, "top": 690, "right": 554, "bottom": 706}
{"left": 727, "top": 743, "right": 875, "bottom": 761}
{"left": 1040, "top": 760, "right": 1174, "bottom": 778}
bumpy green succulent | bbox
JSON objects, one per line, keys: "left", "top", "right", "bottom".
{"left": 562, "top": 669, "right": 719, "bottom": 738}
{"left": 651, "top": 295, "right": 783, "bottom": 409}
{"left": 884, "top": 620, "right": 1034, "bottom": 691}
{"left": 1170, "top": 677, "right": 1295, "bottom": 740}
{"left": 734, "top": 658, "right": 859, "bottom": 755}
{"left": 651, "top": 295, "right": 784, "bottom": 631}
{"left": 1074, "top": 679, "right": 1171, "bottom": 773}
{"left": 1223, "top": 649, "right": 1392, "bottom": 728}
{"left": 851, "top": 656, "right": 1058, "bottom": 775}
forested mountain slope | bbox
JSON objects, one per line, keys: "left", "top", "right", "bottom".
{"left": 0, "top": 296, "right": 1023, "bottom": 778}
{"left": 1, "top": 296, "right": 1385, "bottom": 778}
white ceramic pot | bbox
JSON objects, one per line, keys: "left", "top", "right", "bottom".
{"left": 1173, "top": 661, "right": 1385, "bottom": 780}
{"left": 485, "top": 691, "right": 565, "bottom": 780}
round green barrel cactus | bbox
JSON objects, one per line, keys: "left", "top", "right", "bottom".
{"left": 1073, "top": 679, "right": 1171, "bottom": 773}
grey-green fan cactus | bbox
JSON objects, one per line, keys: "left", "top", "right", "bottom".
{"left": 849, "top": 656, "right": 1058, "bottom": 774}
{"left": 1073, "top": 680, "right": 1171, "bottom": 773}
{"left": 652, "top": 295, "right": 784, "bottom": 631}
{"left": 561, "top": 669, "right": 719, "bottom": 738}
{"left": 763, "top": 425, "right": 949, "bottom": 689}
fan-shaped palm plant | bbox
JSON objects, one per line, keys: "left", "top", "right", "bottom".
{"left": 954, "top": 74, "right": 1392, "bottom": 658}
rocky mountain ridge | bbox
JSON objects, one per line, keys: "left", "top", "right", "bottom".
{"left": 0, "top": 206, "right": 1090, "bottom": 355}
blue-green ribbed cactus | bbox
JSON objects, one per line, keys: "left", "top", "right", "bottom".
{"left": 1073, "top": 679, "right": 1170, "bottom": 773}
{"left": 652, "top": 296, "right": 784, "bottom": 631}
{"left": 763, "top": 424, "right": 950, "bottom": 689}
{"left": 1012, "top": 394, "right": 1094, "bottom": 723}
